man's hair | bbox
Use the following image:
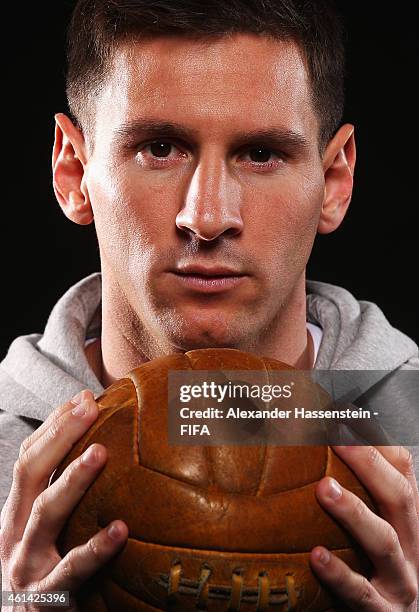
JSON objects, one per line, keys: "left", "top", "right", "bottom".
{"left": 66, "top": 0, "right": 346, "bottom": 153}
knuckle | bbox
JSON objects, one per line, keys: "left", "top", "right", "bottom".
{"left": 356, "top": 576, "right": 373, "bottom": 605}
{"left": 87, "top": 534, "right": 107, "bottom": 565}
{"left": 60, "top": 554, "right": 79, "bottom": 583}
{"left": 351, "top": 496, "right": 367, "bottom": 523}
{"left": 403, "top": 581, "right": 418, "bottom": 604}
{"left": 396, "top": 476, "right": 414, "bottom": 512}
{"left": 13, "top": 457, "right": 28, "bottom": 481}
{"left": 398, "top": 447, "right": 415, "bottom": 476}
{"left": 31, "top": 492, "right": 49, "bottom": 523}
{"left": 379, "top": 526, "right": 400, "bottom": 559}
{"left": 366, "top": 445, "right": 380, "bottom": 467}
{"left": 62, "top": 461, "right": 85, "bottom": 491}
{"left": 62, "top": 463, "right": 78, "bottom": 488}
{"left": 18, "top": 436, "right": 32, "bottom": 459}
{"left": 46, "top": 419, "right": 63, "bottom": 442}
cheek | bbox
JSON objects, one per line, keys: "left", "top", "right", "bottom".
{"left": 245, "top": 171, "right": 324, "bottom": 274}
{"left": 87, "top": 162, "right": 177, "bottom": 269}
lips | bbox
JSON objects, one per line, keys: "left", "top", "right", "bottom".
{"left": 170, "top": 264, "right": 247, "bottom": 294}
{"left": 175, "top": 264, "right": 245, "bottom": 277}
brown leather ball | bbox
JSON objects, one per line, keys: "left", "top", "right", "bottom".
{"left": 52, "top": 348, "right": 373, "bottom": 611}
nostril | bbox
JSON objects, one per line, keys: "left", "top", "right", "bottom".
{"left": 176, "top": 217, "right": 243, "bottom": 242}
{"left": 176, "top": 222, "right": 227, "bottom": 242}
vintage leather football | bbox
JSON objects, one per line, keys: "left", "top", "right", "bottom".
{"left": 52, "top": 348, "right": 373, "bottom": 611}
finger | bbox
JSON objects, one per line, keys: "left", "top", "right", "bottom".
{"left": 316, "top": 477, "right": 414, "bottom": 599}
{"left": 3, "top": 393, "right": 99, "bottom": 542}
{"left": 20, "top": 390, "right": 95, "bottom": 455}
{"left": 374, "top": 446, "right": 419, "bottom": 517}
{"left": 0, "top": 392, "right": 93, "bottom": 532}
{"left": 331, "top": 445, "right": 419, "bottom": 553}
{"left": 20, "top": 443, "right": 108, "bottom": 570}
{"left": 310, "top": 547, "right": 389, "bottom": 611}
{"left": 0, "top": 392, "right": 93, "bottom": 529}
{"left": 39, "top": 520, "right": 128, "bottom": 594}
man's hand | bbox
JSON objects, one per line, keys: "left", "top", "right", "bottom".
{"left": 310, "top": 445, "right": 419, "bottom": 610}
{"left": 0, "top": 390, "right": 128, "bottom": 611}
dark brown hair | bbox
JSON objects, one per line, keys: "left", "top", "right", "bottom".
{"left": 66, "top": 0, "right": 346, "bottom": 152}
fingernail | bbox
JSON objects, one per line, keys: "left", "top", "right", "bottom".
{"left": 72, "top": 401, "right": 89, "bottom": 417}
{"left": 108, "top": 522, "right": 122, "bottom": 541}
{"left": 316, "top": 548, "right": 330, "bottom": 565}
{"left": 327, "top": 478, "right": 342, "bottom": 500}
{"left": 82, "top": 445, "right": 98, "bottom": 465}
{"left": 71, "top": 391, "right": 84, "bottom": 405}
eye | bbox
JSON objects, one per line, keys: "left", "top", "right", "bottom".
{"left": 238, "top": 145, "right": 285, "bottom": 171}
{"left": 135, "top": 140, "right": 187, "bottom": 167}
{"left": 148, "top": 141, "right": 173, "bottom": 158}
{"left": 248, "top": 147, "right": 275, "bottom": 163}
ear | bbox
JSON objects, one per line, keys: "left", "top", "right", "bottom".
{"left": 317, "top": 123, "right": 356, "bottom": 234}
{"left": 52, "top": 113, "right": 93, "bottom": 226}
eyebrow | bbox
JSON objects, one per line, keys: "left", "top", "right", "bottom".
{"left": 112, "top": 118, "right": 311, "bottom": 154}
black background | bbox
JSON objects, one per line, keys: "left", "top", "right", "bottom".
{"left": 1, "top": 2, "right": 418, "bottom": 358}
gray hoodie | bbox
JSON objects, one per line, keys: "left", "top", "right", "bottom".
{"left": 0, "top": 271, "right": 418, "bottom": 511}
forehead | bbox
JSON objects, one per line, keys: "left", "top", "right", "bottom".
{"left": 94, "top": 33, "right": 317, "bottom": 143}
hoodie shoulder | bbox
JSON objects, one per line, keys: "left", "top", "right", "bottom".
{"left": 0, "top": 273, "right": 104, "bottom": 421}
{"left": 306, "top": 280, "right": 418, "bottom": 370}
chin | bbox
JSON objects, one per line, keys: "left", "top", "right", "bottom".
{"left": 165, "top": 310, "right": 245, "bottom": 352}
{"left": 172, "top": 329, "right": 239, "bottom": 352}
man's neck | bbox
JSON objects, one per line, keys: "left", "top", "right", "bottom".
{"left": 85, "top": 292, "right": 314, "bottom": 388}
{"left": 85, "top": 327, "right": 314, "bottom": 389}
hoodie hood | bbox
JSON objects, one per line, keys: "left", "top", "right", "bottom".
{"left": 0, "top": 273, "right": 417, "bottom": 423}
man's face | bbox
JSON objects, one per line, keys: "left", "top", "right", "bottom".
{"left": 84, "top": 34, "right": 326, "bottom": 353}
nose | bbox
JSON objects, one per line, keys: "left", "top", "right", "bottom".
{"left": 176, "top": 154, "right": 243, "bottom": 241}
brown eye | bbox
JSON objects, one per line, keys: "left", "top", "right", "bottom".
{"left": 249, "top": 147, "right": 273, "bottom": 163}
{"left": 149, "top": 142, "right": 172, "bottom": 157}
